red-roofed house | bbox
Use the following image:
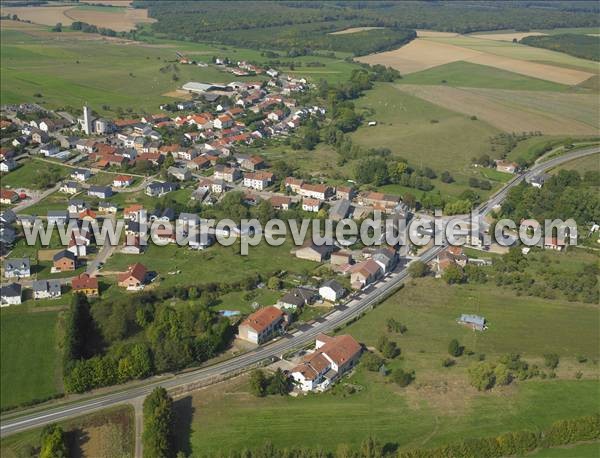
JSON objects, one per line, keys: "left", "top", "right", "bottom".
{"left": 291, "top": 334, "right": 362, "bottom": 391}
{"left": 214, "top": 115, "right": 233, "bottom": 130}
{"left": 0, "top": 189, "right": 19, "bottom": 204}
{"left": 113, "top": 175, "right": 134, "bottom": 188}
{"left": 117, "top": 263, "right": 148, "bottom": 290}
{"left": 72, "top": 273, "right": 99, "bottom": 297}
{"left": 350, "top": 259, "right": 382, "bottom": 289}
{"left": 243, "top": 171, "right": 273, "bottom": 190}
{"left": 237, "top": 306, "right": 286, "bottom": 344}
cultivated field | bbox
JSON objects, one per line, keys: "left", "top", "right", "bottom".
{"left": 357, "top": 36, "right": 597, "bottom": 85}
{"left": 329, "top": 26, "right": 384, "bottom": 35}
{"left": 1, "top": 4, "right": 154, "bottom": 32}
{"left": 397, "top": 84, "right": 599, "bottom": 135}
{"left": 470, "top": 31, "right": 548, "bottom": 41}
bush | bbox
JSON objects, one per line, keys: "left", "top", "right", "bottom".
{"left": 362, "top": 351, "right": 384, "bottom": 371}
{"left": 392, "top": 369, "right": 415, "bottom": 387}
{"left": 143, "top": 387, "right": 174, "bottom": 458}
{"left": 377, "top": 336, "right": 400, "bottom": 359}
{"left": 469, "top": 362, "right": 496, "bottom": 391}
{"left": 448, "top": 339, "right": 463, "bottom": 357}
{"left": 442, "top": 358, "right": 455, "bottom": 368}
{"left": 408, "top": 261, "right": 428, "bottom": 278}
{"left": 544, "top": 353, "right": 559, "bottom": 369}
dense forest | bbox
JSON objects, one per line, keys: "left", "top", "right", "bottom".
{"left": 521, "top": 34, "right": 600, "bottom": 61}
{"left": 132, "top": 1, "right": 599, "bottom": 53}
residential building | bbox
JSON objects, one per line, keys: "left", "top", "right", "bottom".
{"left": 88, "top": 186, "right": 113, "bottom": 199}
{"left": 243, "top": 171, "right": 273, "bottom": 190}
{"left": 319, "top": 280, "right": 346, "bottom": 302}
{"left": 291, "top": 334, "right": 362, "bottom": 392}
{"left": 113, "top": 175, "right": 134, "bottom": 188}
{"left": 214, "top": 165, "right": 241, "bottom": 182}
{"left": 298, "top": 183, "right": 334, "bottom": 201}
{"left": 277, "top": 287, "right": 317, "bottom": 311}
{"left": 295, "top": 242, "right": 334, "bottom": 262}
{"left": 145, "top": 182, "right": 178, "bottom": 197}
{"left": 331, "top": 251, "right": 353, "bottom": 266}
{"left": 168, "top": 166, "right": 191, "bottom": 181}
{"left": 214, "top": 114, "right": 233, "bottom": 129}
{"left": 237, "top": 306, "right": 286, "bottom": 344}
{"left": 68, "top": 199, "right": 89, "bottom": 214}
{"left": 71, "top": 273, "right": 99, "bottom": 297}
{"left": 118, "top": 263, "right": 148, "bottom": 290}
{"left": 60, "top": 181, "right": 80, "bottom": 195}
{"left": 371, "top": 247, "right": 397, "bottom": 273}
{"left": 98, "top": 201, "right": 118, "bottom": 214}
{"left": 302, "top": 197, "right": 321, "bottom": 213}
{"left": 356, "top": 192, "right": 400, "bottom": 212}
{"left": 3, "top": 258, "right": 31, "bottom": 278}
{"left": 269, "top": 195, "right": 292, "bottom": 210}
{"left": 350, "top": 259, "right": 382, "bottom": 289}
{"left": 71, "top": 169, "right": 91, "bottom": 182}
{"left": 336, "top": 186, "right": 355, "bottom": 201}
{"left": 53, "top": 250, "right": 76, "bottom": 272}
{"left": 329, "top": 198, "right": 351, "bottom": 221}
{"left": 0, "top": 158, "right": 17, "bottom": 172}
{"left": 47, "top": 210, "right": 69, "bottom": 225}
{"left": 241, "top": 155, "right": 265, "bottom": 171}
{"left": 284, "top": 177, "right": 303, "bottom": 193}
{"left": 32, "top": 280, "right": 62, "bottom": 300}
{"left": 1, "top": 283, "right": 22, "bottom": 306}
{"left": 0, "top": 189, "right": 18, "bottom": 204}
{"left": 495, "top": 160, "right": 518, "bottom": 174}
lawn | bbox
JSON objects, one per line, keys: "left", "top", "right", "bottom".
{"left": 552, "top": 153, "right": 600, "bottom": 174}
{"left": 0, "top": 160, "right": 70, "bottom": 190}
{"left": 0, "top": 309, "right": 63, "bottom": 409}
{"left": 398, "top": 61, "right": 570, "bottom": 92}
{"left": 102, "top": 240, "right": 318, "bottom": 289}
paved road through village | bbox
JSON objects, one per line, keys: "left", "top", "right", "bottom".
{"left": 1, "top": 146, "right": 598, "bottom": 437}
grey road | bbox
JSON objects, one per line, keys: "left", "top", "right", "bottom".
{"left": 1, "top": 146, "right": 598, "bottom": 437}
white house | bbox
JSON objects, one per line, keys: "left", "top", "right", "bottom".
{"left": 32, "top": 280, "right": 62, "bottom": 300}
{"left": 60, "top": 181, "right": 80, "bottom": 195}
{"left": 113, "top": 175, "right": 134, "bottom": 188}
{"left": 1, "top": 283, "right": 22, "bottom": 306}
{"left": 291, "top": 334, "right": 362, "bottom": 392}
{"left": 71, "top": 169, "right": 91, "bottom": 182}
{"left": 319, "top": 280, "right": 346, "bottom": 302}
{"left": 243, "top": 171, "right": 273, "bottom": 191}
{"left": 302, "top": 198, "right": 321, "bottom": 213}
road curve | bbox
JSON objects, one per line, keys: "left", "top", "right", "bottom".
{"left": 1, "top": 146, "right": 598, "bottom": 437}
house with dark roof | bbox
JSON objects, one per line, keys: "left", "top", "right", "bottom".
{"left": 277, "top": 287, "right": 317, "bottom": 311}
{"left": 88, "top": 186, "right": 113, "bottom": 199}
{"left": 32, "top": 280, "right": 62, "bottom": 300}
{"left": 1, "top": 283, "right": 22, "bottom": 306}
{"left": 52, "top": 250, "right": 76, "bottom": 272}
{"left": 319, "top": 280, "right": 346, "bottom": 302}
{"left": 329, "top": 198, "right": 351, "bottom": 221}
{"left": 3, "top": 257, "right": 31, "bottom": 278}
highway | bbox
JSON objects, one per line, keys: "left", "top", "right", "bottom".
{"left": 1, "top": 146, "right": 598, "bottom": 437}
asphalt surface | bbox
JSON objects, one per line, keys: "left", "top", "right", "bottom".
{"left": 1, "top": 146, "right": 598, "bottom": 437}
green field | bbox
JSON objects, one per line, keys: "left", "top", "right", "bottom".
{"left": 399, "top": 61, "right": 570, "bottom": 92}
{"left": 103, "top": 240, "right": 318, "bottom": 289}
{"left": 174, "top": 270, "right": 599, "bottom": 454}
{"left": 0, "top": 20, "right": 361, "bottom": 115}
{"left": 426, "top": 35, "right": 599, "bottom": 73}
{"left": 552, "top": 153, "right": 600, "bottom": 174}
{"left": 0, "top": 160, "right": 70, "bottom": 190}
{"left": 0, "top": 309, "right": 62, "bottom": 409}
{"left": 350, "top": 82, "right": 502, "bottom": 197}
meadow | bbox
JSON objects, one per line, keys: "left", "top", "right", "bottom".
{"left": 0, "top": 406, "right": 134, "bottom": 458}
{"left": 349, "top": 82, "right": 501, "bottom": 194}
{"left": 0, "top": 309, "right": 62, "bottom": 410}
{"left": 102, "top": 239, "right": 318, "bottom": 289}
{"left": 0, "top": 160, "right": 70, "bottom": 190}
{"left": 173, "top": 267, "right": 600, "bottom": 454}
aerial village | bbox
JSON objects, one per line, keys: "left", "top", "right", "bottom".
{"left": 0, "top": 56, "right": 556, "bottom": 393}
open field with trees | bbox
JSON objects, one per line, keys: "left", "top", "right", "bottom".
{"left": 172, "top": 262, "right": 599, "bottom": 454}
{"left": 0, "top": 406, "right": 134, "bottom": 458}
{"left": 0, "top": 309, "right": 62, "bottom": 410}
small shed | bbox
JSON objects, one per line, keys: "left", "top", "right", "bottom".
{"left": 457, "top": 314, "right": 487, "bottom": 331}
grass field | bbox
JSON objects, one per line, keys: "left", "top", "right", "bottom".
{"left": 0, "top": 160, "right": 70, "bottom": 190}
{"left": 103, "top": 240, "right": 318, "bottom": 289}
{"left": 174, "top": 266, "right": 599, "bottom": 454}
{"left": 350, "top": 82, "right": 502, "bottom": 197}
{"left": 0, "top": 20, "right": 361, "bottom": 115}
{"left": 0, "top": 309, "right": 62, "bottom": 409}
{"left": 397, "top": 84, "right": 599, "bottom": 135}
{"left": 551, "top": 153, "right": 600, "bottom": 174}
{"left": 0, "top": 405, "right": 134, "bottom": 458}
{"left": 398, "top": 61, "right": 570, "bottom": 92}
